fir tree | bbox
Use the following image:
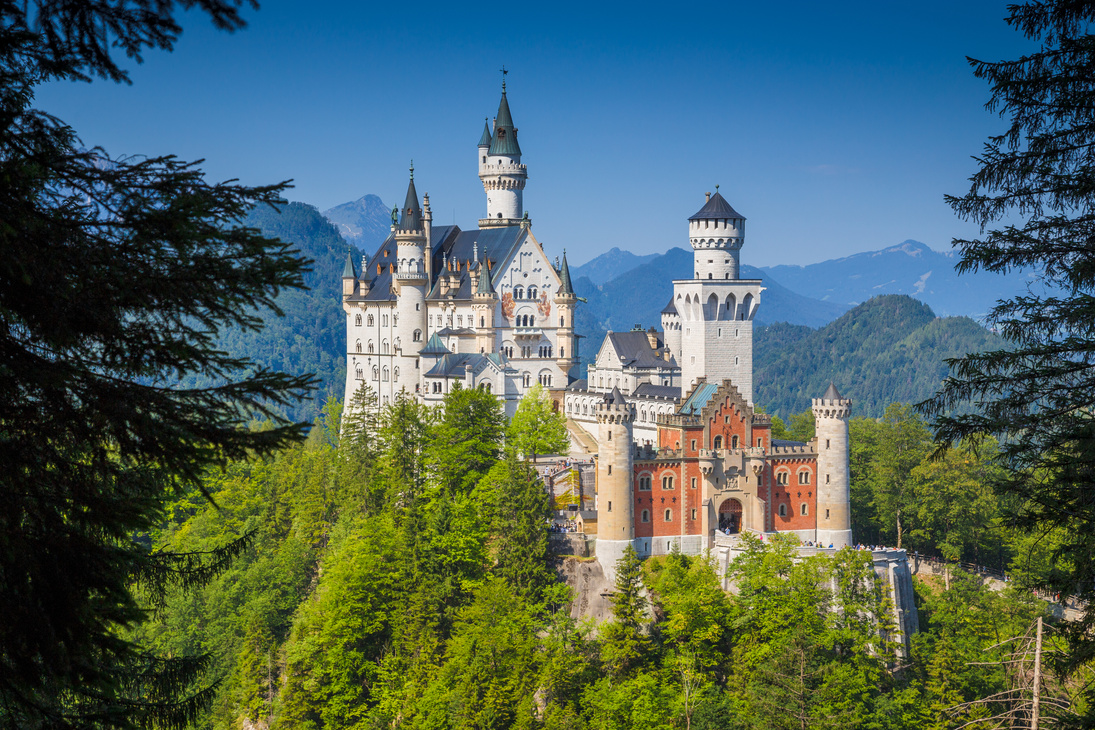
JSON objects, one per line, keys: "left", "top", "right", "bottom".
{"left": 922, "top": 1, "right": 1095, "bottom": 694}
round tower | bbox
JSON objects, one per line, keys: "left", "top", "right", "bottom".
{"left": 478, "top": 80, "right": 528, "bottom": 227}
{"left": 660, "top": 297, "right": 681, "bottom": 364}
{"left": 472, "top": 254, "right": 497, "bottom": 355}
{"left": 595, "top": 387, "right": 636, "bottom": 579}
{"left": 393, "top": 167, "right": 428, "bottom": 395}
{"left": 812, "top": 382, "right": 853, "bottom": 548}
{"left": 689, "top": 189, "right": 745, "bottom": 280}
{"left": 554, "top": 250, "right": 579, "bottom": 380}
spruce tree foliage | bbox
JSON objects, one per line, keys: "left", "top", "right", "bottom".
{"left": 508, "top": 382, "right": 569, "bottom": 461}
{"left": 0, "top": 2, "right": 315, "bottom": 727}
{"left": 600, "top": 546, "right": 651, "bottom": 680}
{"left": 922, "top": 1, "right": 1095, "bottom": 688}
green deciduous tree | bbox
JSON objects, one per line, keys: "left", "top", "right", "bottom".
{"left": 430, "top": 382, "right": 506, "bottom": 497}
{"left": 0, "top": 2, "right": 315, "bottom": 726}
{"left": 921, "top": 1, "right": 1095, "bottom": 692}
{"left": 508, "top": 382, "right": 569, "bottom": 461}
{"left": 871, "top": 403, "right": 933, "bottom": 548}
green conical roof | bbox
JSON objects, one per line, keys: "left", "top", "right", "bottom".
{"left": 478, "top": 118, "right": 492, "bottom": 147}
{"left": 399, "top": 174, "right": 422, "bottom": 230}
{"left": 488, "top": 91, "right": 522, "bottom": 156}
{"left": 419, "top": 332, "right": 450, "bottom": 356}
{"left": 558, "top": 250, "right": 574, "bottom": 295}
{"left": 476, "top": 261, "right": 496, "bottom": 295}
{"left": 342, "top": 250, "right": 356, "bottom": 278}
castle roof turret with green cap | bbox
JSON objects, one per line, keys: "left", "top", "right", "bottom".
{"left": 488, "top": 87, "right": 522, "bottom": 157}
{"left": 478, "top": 118, "right": 492, "bottom": 147}
{"left": 475, "top": 260, "right": 496, "bottom": 296}
{"left": 342, "top": 250, "right": 356, "bottom": 278}
{"left": 558, "top": 250, "right": 575, "bottom": 295}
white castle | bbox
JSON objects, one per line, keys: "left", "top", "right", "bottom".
{"left": 340, "top": 83, "right": 578, "bottom": 416}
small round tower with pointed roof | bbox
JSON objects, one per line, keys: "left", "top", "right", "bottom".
{"left": 472, "top": 255, "right": 498, "bottom": 355}
{"left": 689, "top": 189, "right": 745, "bottom": 280}
{"left": 595, "top": 386, "right": 636, "bottom": 577}
{"left": 813, "top": 382, "right": 853, "bottom": 548}
{"left": 394, "top": 167, "right": 428, "bottom": 395}
{"left": 478, "top": 78, "right": 528, "bottom": 227}
{"left": 554, "top": 251, "right": 579, "bottom": 379}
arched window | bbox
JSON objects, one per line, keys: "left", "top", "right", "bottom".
{"left": 367, "top": 314, "right": 374, "bottom": 326}
{"left": 480, "top": 316, "right": 485, "bottom": 327}
{"left": 529, "top": 316, "right": 535, "bottom": 326}
{"left": 713, "top": 435, "right": 722, "bottom": 449}
{"left": 664, "top": 509, "right": 672, "bottom": 522}
{"left": 355, "top": 367, "right": 363, "bottom": 379}
{"left": 777, "top": 471, "right": 789, "bottom": 485}
{"left": 514, "top": 286, "right": 524, "bottom": 300}
{"left": 382, "top": 339, "right": 389, "bottom": 354}
{"left": 799, "top": 471, "right": 811, "bottom": 485}
{"left": 394, "top": 366, "right": 400, "bottom": 379}
{"left": 801, "top": 503, "right": 809, "bottom": 516}
{"left": 368, "top": 340, "right": 374, "bottom": 353}
{"left": 413, "top": 329, "right": 422, "bottom": 342}
{"left": 778, "top": 504, "right": 787, "bottom": 517}
{"left": 638, "top": 475, "right": 651, "bottom": 491}
{"left": 382, "top": 367, "right": 389, "bottom": 382}
{"left": 355, "top": 314, "right": 362, "bottom": 326}
{"left": 641, "top": 509, "right": 650, "bottom": 523}
{"left": 559, "top": 316, "right": 564, "bottom": 326}
{"left": 731, "top": 435, "right": 739, "bottom": 449}
{"left": 662, "top": 475, "right": 674, "bottom": 490}
{"left": 372, "top": 366, "right": 379, "bottom": 381}
{"left": 527, "top": 286, "right": 537, "bottom": 300}
{"left": 484, "top": 381, "right": 492, "bottom": 393}
{"left": 355, "top": 340, "right": 362, "bottom": 353}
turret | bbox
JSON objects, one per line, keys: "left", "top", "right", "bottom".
{"left": 660, "top": 296, "right": 681, "bottom": 363}
{"left": 554, "top": 250, "right": 579, "bottom": 379}
{"left": 595, "top": 386, "right": 636, "bottom": 579}
{"left": 478, "top": 78, "right": 528, "bottom": 227}
{"left": 812, "top": 382, "right": 852, "bottom": 548}
{"left": 393, "top": 166, "right": 428, "bottom": 395}
{"left": 342, "top": 250, "right": 357, "bottom": 298}
{"left": 472, "top": 256, "right": 497, "bottom": 355}
{"left": 689, "top": 188, "right": 745, "bottom": 281}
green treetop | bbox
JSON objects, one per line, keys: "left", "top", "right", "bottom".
{"left": 508, "top": 382, "right": 569, "bottom": 461}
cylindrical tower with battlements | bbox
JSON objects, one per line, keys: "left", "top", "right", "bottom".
{"left": 595, "top": 386, "right": 636, "bottom": 579}
{"left": 813, "top": 382, "right": 852, "bottom": 548}
{"left": 479, "top": 84, "right": 528, "bottom": 226}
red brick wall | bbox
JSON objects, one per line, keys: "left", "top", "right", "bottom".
{"left": 633, "top": 461, "right": 687, "bottom": 537}
{"left": 769, "top": 457, "right": 818, "bottom": 532}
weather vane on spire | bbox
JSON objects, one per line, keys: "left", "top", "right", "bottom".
{"left": 500, "top": 65, "right": 508, "bottom": 92}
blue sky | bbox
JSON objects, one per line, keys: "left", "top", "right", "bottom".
{"left": 36, "top": 0, "right": 1033, "bottom": 267}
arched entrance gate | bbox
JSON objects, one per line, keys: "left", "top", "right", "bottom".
{"left": 718, "top": 498, "right": 743, "bottom": 534}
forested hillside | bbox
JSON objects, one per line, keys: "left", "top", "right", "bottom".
{"left": 753, "top": 295, "right": 1000, "bottom": 419}
{"left": 133, "top": 385, "right": 1077, "bottom": 730}
{"left": 181, "top": 202, "right": 360, "bottom": 423}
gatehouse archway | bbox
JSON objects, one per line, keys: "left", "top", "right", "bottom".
{"left": 718, "top": 498, "right": 743, "bottom": 534}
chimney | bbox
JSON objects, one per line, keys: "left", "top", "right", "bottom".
{"left": 646, "top": 326, "right": 659, "bottom": 351}
{"left": 705, "top": 192, "right": 711, "bottom": 202}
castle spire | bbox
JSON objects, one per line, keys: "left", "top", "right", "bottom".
{"left": 342, "top": 250, "right": 356, "bottom": 279}
{"left": 399, "top": 165, "right": 422, "bottom": 231}
{"left": 478, "top": 117, "right": 492, "bottom": 147}
{"left": 558, "top": 249, "right": 574, "bottom": 295}
{"left": 489, "top": 83, "right": 521, "bottom": 156}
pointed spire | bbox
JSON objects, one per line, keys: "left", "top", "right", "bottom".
{"left": 558, "top": 249, "right": 574, "bottom": 295}
{"left": 478, "top": 117, "right": 492, "bottom": 147}
{"left": 822, "top": 382, "right": 843, "bottom": 400}
{"left": 476, "top": 260, "right": 496, "bottom": 295}
{"left": 605, "top": 385, "right": 625, "bottom": 405}
{"left": 488, "top": 80, "right": 522, "bottom": 156}
{"left": 399, "top": 164, "right": 422, "bottom": 231}
{"left": 342, "top": 250, "right": 356, "bottom": 278}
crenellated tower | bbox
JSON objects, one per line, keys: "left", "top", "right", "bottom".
{"left": 813, "top": 382, "right": 853, "bottom": 548}
{"left": 478, "top": 79, "right": 528, "bottom": 227}
{"left": 595, "top": 386, "right": 636, "bottom": 578}
{"left": 674, "top": 190, "right": 764, "bottom": 402}
{"left": 393, "top": 167, "right": 428, "bottom": 395}
{"left": 472, "top": 252, "right": 497, "bottom": 355}
{"left": 554, "top": 251, "right": 579, "bottom": 379}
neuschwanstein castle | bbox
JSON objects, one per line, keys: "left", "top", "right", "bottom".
{"left": 341, "top": 83, "right": 858, "bottom": 570}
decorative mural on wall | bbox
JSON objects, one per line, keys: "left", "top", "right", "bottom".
{"left": 501, "top": 291, "right": 516, "bottom": 319}
{"left": 537, "top": 291, "right": 551, "bottom": 319}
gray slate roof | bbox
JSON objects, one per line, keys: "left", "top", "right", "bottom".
{"left": 425, "top": 352, "right": 504, "bottom": 378}
{"left": 661, "top": 297, "right": 677, "bottom": 315}
{"left": 566, "top": 378, "right": 588, "bottom": 391}
{"left": 605, "top": 331, "right": 676, "bottom": 369}
{"left": 605, "top": 385, "right": 625, "bottom": 405}
{"left": 476, "top": 260, "right": 497, "bottom": 295}
{"left": 633, "top": 383, "right": 681, "bottom": 400}
{"left": 772, "top": 439, "right": 808, "bottom": 448}
{"left": 558, "top": 251, "right": 574, "bottom": 295}
{"left": 822, "top": 382, "right": 843, "bottom": 400}
{"left": 689, "top": 191, "right": 744, "bottom": 221}
{"left": 399, "top": 176, "right": 422, "bottom": 230}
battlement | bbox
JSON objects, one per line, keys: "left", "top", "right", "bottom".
{"left": 770, "top": 444, "right": 816, "bottom": 456}
{"left": 812, "top": 398, "right": 851, "bottom": 419}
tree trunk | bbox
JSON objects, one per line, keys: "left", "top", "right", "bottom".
{"left": 896, "top": 508, "right": 903, "bottom": 549}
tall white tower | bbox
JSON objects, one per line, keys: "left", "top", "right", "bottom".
{"left": 478, "top": 79, "right": 528, "bottom": 228}
{"left": 393, "top": 168, "right": 428, "bottom": 395}
{"left": 674, "top": 190, "right": 764, "bottom": 402}
{"left": 813, "top": 383, "right": 853, "bottom": 548}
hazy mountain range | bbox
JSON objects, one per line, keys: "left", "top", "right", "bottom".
{"left": 322, "top": 194, "right": 394, "bottom": 249}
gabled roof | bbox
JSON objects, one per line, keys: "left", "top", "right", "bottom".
{"left": 605, "top": 385, "right": 625, "bottom": 405}
{"left": 478, "top": 118, "right": 492, "bottom": 147}
{"left": 558, "top": 250, "right": 574, "bottom": 295}
{"left": 342, "top": 250, "right": 356, "bottom": 278}
{"left": 488, "top": 91, "right": 522, "bottom": 156}
{"left": 419, "top": 333, "right": 450, "bottom": 356}
{"left": 822, "top": 382, "right": 843, "bottom": 400}
{"left": 604, "top": 331, "right": 676, "bottom": 370}
{"left": 689, "top": 191, "right": 744, "bottom": 221}
{"left": 425, "top": 352, "right": 504, "bottom": 378}
{"left": 661, "top": 297, "right": 677, "bottom": 315}
{"left": 399, "top": 174, "right": 422, "bottom": 230}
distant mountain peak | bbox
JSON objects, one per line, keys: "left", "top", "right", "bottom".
{"left": 322, "top": 194, "right": 393, "bottom": 253}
